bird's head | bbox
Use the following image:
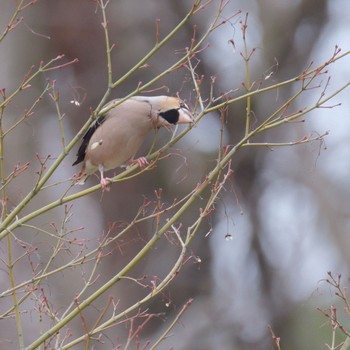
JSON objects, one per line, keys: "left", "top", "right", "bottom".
{"left": 132, "top": 95, "right": 193, "bottom": 128}
{"left": 157, "top": 96, "right": 193, "bottom": 126}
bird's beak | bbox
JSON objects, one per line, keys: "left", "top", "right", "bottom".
{"left": 178, "top": 107, "right": 194, "bottom": 124}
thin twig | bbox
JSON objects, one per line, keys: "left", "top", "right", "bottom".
{"left": 149, "top": 299, "right": 193, "bottom": 350}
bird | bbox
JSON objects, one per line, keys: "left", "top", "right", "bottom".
{"left": 72, "top": 95, "right": 193, "bottom": 190}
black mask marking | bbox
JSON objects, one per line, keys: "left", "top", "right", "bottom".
{"left": 159, "top": 109, "right": 179, "bottom": 125}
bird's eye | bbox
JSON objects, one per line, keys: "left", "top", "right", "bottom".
{"left": 179, "top": 100, "right": 190, "bottom": 110}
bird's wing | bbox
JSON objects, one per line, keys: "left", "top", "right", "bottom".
{"left": 72, "top": 114, "right": 108, "bottom": 166}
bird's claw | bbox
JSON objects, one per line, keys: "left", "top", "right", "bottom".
{"left": 72, "top": 172, "right": 86, "bottom": 184}
{"left": 129, "top": 157, "right": 149, "bottom": 168}
{"left": 100, "top": 177, "right": 112, "bottom": 191}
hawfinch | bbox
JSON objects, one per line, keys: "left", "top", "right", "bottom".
{"left": 73, "top": 95, "right": 193, "bottom": 189}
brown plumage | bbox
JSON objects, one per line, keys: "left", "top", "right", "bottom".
{"left": 73, "top": 95, "right": 193, "bottom": 189}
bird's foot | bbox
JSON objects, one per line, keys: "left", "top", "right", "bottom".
{"left": 129, "top": 156, "right": 149, "bottom": 168}
{"left": 100, "top": 177, "right": 112, "bottom": 191}
{"left": 72, "top": 172, "right": 88, "bottom": 185}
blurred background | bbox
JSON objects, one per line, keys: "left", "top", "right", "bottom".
{"left": 1, "top": 0, "right": 350, "bottom": 349}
